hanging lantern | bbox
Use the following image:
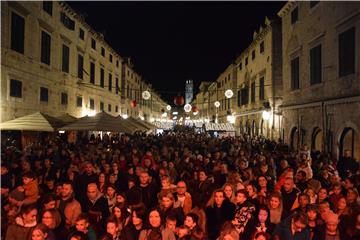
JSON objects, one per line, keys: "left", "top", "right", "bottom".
{"left": 142, "top": 90, "right": 151, "bottom": 100}
{"left": 130, "top": 100, "right": 137, "bottom": 108}
{"left": 184, "top": 104, "right": 192, "bottom": 113}
{"left": 214, "top": 101, "right": 220, "bottom": 108}
{"left": 174, "top": 95, "right": 184, "bottom": 106}
{"left": 225, "top": 89, "right": 234, "bottom": 99}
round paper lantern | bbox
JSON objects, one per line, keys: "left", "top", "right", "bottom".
{"left": 225, "top": 89, "right": 234, "bottom": 99}
{"left": 214, "top": 101, "right": 220, "bottom": 108}
{"left": 174, "top": 95, "right": 184, "bottom": 106}
{"left": 130, "top": 100, "right": 137, "bottom": 108}
{"left": 142, "top": 90, "right": 151, "bottom": 100}
{"left": 184, "top": 104, "right": 192, "bottom": 113}
{"left": 166, "top": 105, "right": 172, "bottom": 111}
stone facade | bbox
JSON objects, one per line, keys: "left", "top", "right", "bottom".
{"left": 1, "top": 1, "right": 166, "bottom": 123}
{"left": 278, "top": 1, "right": 360, "bottom": 160}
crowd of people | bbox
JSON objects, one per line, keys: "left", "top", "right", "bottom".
{"left": 1, "top": 128, "right": 360, "bottom": 240}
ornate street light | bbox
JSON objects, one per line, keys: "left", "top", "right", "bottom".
{"left": 225, "top": 89, "right": 234, "bottom": 99}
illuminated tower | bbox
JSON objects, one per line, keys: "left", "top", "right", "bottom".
{"left": 185, "top": 79, "right": 193, "bottom": 104}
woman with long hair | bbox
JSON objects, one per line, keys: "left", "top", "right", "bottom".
{"left": 138, "top": 208, "right": 176, "bottom": 240}
{"left": 223, "top": 183, "right": 237, "bottom": 204}
{"left": 98, "top": 172, "right": 108, "bottom": 194}
{"left": 267, "top": 192, "right": 283, "bottom": 224}
{"left": 317, "top": 187, "right": 330, "bottom": 204}
{"left": 249, "top": 205, "right": 275, "bottom": 238}
{"left": 5, "top": 203, "right": 38, "bottom": 240}
{"left": 120, "top": 204, "right": 146, "bottom": 240}
{"left": 111, "top": 203, "right": 130, "bottom": 233}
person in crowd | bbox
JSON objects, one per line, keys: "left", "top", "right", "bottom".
{"left": 119, "top": 203, "right": 145, "bottom": 240}
{"left": 281, "top": 177, "right": 300, "bottom": 219}
{"left": 138, "top": 208, "right": 176, "bottom": 240}
{"left": 165, "top": 215, "right": 177, "bottom": 234}
{"left": 295, "top": 170, "right": 308, "bottom": 192}
{"left": 232, "top": 189, "right": 256, "bottom": 239}
{"left": 73, "top": 162, "right": 98, "bottom": 207}
{"left": 313, "top": 210, "right": 348, "bottom": 240}
{"left": 196, "top": 170, "right": 214, "bottom": 207}
{"left": 136, "top": 170, "right": 158, "bottom": 208}
{"left": 5, "top": 203, "right": 38, "bottom": 240}
{"left": 223, "top": 183, "right": 237, "bottom": 204}
{"left": 246, "top": 183, "right": 260, "bottom": 210}
{"left": 329, "top": 183, "right": 344, "bottom": 210}
{"left": 98, "top": 172, "right": 108, "bottom": 194}
{"left": 104, "top": 184, "right": 117, "bottom": 212}
{"left": 249, "top": 205, "right": 274, "bottom": 239}
{"left": 83, "top": 183, "right": 110, "bottom": 234}
{"left": 41, "top": 209, "right": 68, "bottom": 240}
{"left": 205, "top": 189, "right": 235, "bottom": 240}
{"left": 8, "top": 171, "right": 39, "bottom": 206}
{"left": 273, "top": 211, "right": 310, "bottom": 240}
{"left": 71, "top": 214, "right": 97, "bottom": 240}
{"left": 217, "top": 221, "right": 239, "bottom": 240}
{"left": 306, "top": 204, "right": 321, "bottom": 240}
{"left": 159, "top": 192, "right": 185, "bottom": 226}
{"left": 173, "top": 181, "right": 193, "bottom": 215}
{"left": 57, "top": 182, "right": 82, "bottom": 229}
{"left": 268, "top": 192, "right": 283, "bottom": 224}
{"left": 337, "top": 149, "right": 359, "bottom": 180}
{"left": 184, "top": 212, "right": 205, "bottom": 240}
{"left": 111, "top": 203, "right": 130, "bottom": 232}
{"left": 105, "top": 217, "right": 121, "bottom": 240}
{"left": 31, "top": 223, "right": 49, "bottom": 240}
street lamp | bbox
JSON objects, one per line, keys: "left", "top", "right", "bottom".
{"left": 184, "top": 104, "right": 192, "bottom": 113}
{"left": 225, "top": 89, "right": 234, "bottom": 99}
{"left": 142, "top": 90, "right": 151, "bottom": 100}
{"left": 214, "top": 101, "right": 220, "bottom": 108}
{"left": 262, "top": 110, "right": 270, "bottom": 120}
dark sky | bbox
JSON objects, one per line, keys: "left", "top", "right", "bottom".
{"left": 67, "top": 1, "right": 285, "bottom": 103}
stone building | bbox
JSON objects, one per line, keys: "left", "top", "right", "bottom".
{"left": 1, "top": 1, "right": 166, "bottom": 123}
{"left": 278, "top": 1, "right": 360, "bottom": 161}
{"left": 233, "top": 17, "right": 283, "bottom": 138}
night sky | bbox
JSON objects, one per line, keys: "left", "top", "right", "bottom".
{"left": 67, "top": 1, "right": 285, "bottom": 103}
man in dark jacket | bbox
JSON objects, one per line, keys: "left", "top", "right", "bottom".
{"left": 273, "top": 211, "right": 310, "bottom": 240}
{"left": 73, "top": 161, "right": 98, "bottom": 207}
{"left": 83, "top": 183, "right": 109, "bottom": 235}
{"left": 281, "top": 177, "right": 300, "bottom": 219}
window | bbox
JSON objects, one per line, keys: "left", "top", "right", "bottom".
{"left": 109, "top": 54, "right": 113, "bottom": 63}
{"left": 339, "top": 27, "right": 355, "bottom": 77}
{"left": 90, "top": 62, "right": 95, "bottom": 84}
{"left": 101, "top": 47, "right": 105, "bottom": 57}
{"left": 252, "top": 50, "right": 256, "bottom": 60}
{"left": 237, "top": 90, "right": 241, "bottom": 106}
{"left": 228, "top": 73, "right": 231, "bottom": 81}
{"left": 100, "top": 68, "right": 104, "bottom": 88}
{"left": 11, "top": 12, "right": 25, "bottom": 54}
{"left": 40, "top": 87, "right": 48, "bottom": 102}
{"left": 310, "top": 44, "right": 322, "bottom": 85}
{"left": 115, "top": 106, "right": 118, "bottom": 112}
{"left": 89, "top": 98, "right": 94, "bottom": 110}
{"left": 62, "top": 44, "right": 69, "bottom": 73}
{"left": 259, "top": 77, "right": 265, "bottom": 100}
{"left": 108, "top": 73, "right": 112, "bottom": 92}
{"left": 61, "top": 92, "right": 68, "bottom": 105}
{"left": 108, "top": 104, "right": 112, "bottom": 112}
{"left": 291, "top": 7, "right": 298, "bottom": 24}
{"left": 41, "top": 31, "right": 51, "bottom": 65}
{"left": 77, "top": 54, "right": 83, "bottom": 79}
{"left": 43, "top": 1, "right": 53, "bottom": 15}
{"left": 240, "top": 87, "right": 249, "bottom": 105}
{"left": 251, "top": 82, "right": 256, "bottom": 103}
{"left": 310, "top": 1, "right": 319, "bottom": 8}
{"left": 79, "top": 28, "right": 84, "bottom": 40}
{"left": 10, "top": 79, "right": 22, "bottom": 98}
{"left": 116, "top": 60, "right": 119, "bottom": 68}
{"left": 245, "top": 57, "right": 248, "bottom": 66}
{"left": 260, "top": 41, "right": 264, "bottom": 53}
{"left": 239, "top": 62, "right": 242, "bottom": 70}
{"left": 60, "top": 12, "right": 75, "bottom": 30}
{"left": 76, "top": 96, "right": 82, "bottom": 107}
{"left": 291, "top": 57, "right": 300, "bottom": 90}
{"left": 116, "top": 78, "right": 119, "bottom": 94}
{"left": 100, "top": 102, "right": 104, "bottom": 111}
{"left": 91, "top": 38, "right": 96, "bottom": 50}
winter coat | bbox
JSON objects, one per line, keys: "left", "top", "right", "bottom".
{"left": 57, "top": 197, "right": 82, "bottom": 227}
{"left": 120, "top": 223, "right": 143, "bottom": 240}
{"left": 23, "top": 179, "right": 39, "bottom": 204}
{"left": 232, "top": 200, "right": 256, "bottom": 239}
{"left": 83, "top": 194, "right": 110, "bottom": 233}
{"left": 5, "top": 217, "right": 36, "bottom": 240}
{"left": 138, "top": 227, "right": 176, "bottom": 240}
{"left": 205, "top": 200, "right": 235, "bottom": 240}
{"left": 174, "top": 192, "right": 193, "bottom": 215}
{"left": 273, "top": 216, "right": 310, "bottom": 240}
